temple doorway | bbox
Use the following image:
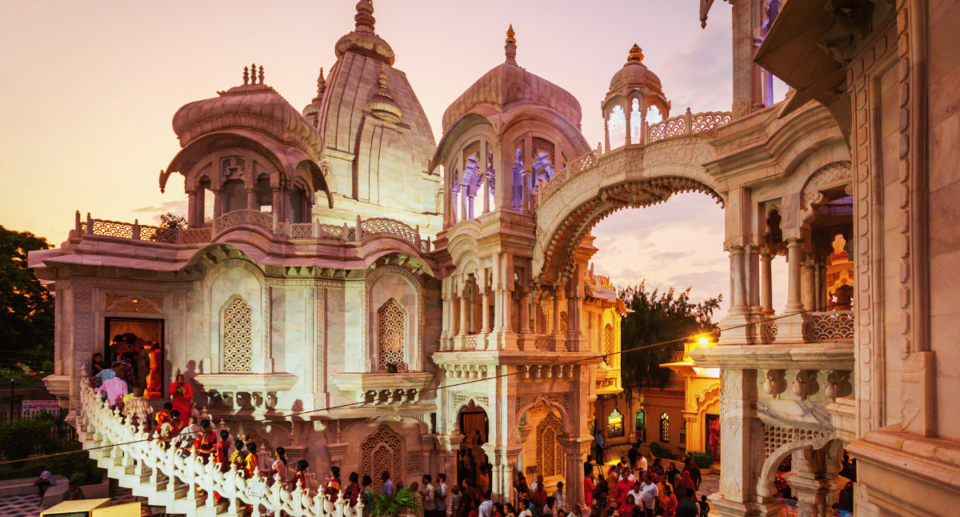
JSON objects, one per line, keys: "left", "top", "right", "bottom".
{"left": 705, "top": 414, "right": 720, "bottom": 459}
{"left": 104, "top": 317, "right": 164, "bottom": 399}
{"left": 457, "top": 402, "right": 489, "bottom": 486}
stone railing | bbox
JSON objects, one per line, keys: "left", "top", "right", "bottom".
{"left": 537, "top": 149, "right": 599, "bottom": 200}
{"left": 463, "top": 335, "right": 479, "bottom": 350}
{"left": 760, "top": 319, "right": 779, "bottom": 344}
{"left": 806, "top": 311, "right": 854, "bottom": 343}
{"left": 646, "top": 108, "right": 733, "bottom": 143}
{"left": 73, "top": 211, "right": 431, "bottom": 254}
{"left": 78, "top": 378, "right": 363, "bottom": 517}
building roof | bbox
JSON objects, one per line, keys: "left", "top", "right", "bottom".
{"left": 171, "top": 67, "right": 324, "bottom": 163}
{"left": 441, "top": 26, "right": 583, "bottom": 133}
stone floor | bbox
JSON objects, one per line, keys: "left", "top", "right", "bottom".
{"left": 0, "top": 485, "right": 163, "bottom": 516}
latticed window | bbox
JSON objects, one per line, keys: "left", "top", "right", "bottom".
{"left": 660, "top": 413, "right": 670, "bottom": 443}
{"left": 603, "top": 324, "right": 614, "bottom": 365}
{"left": 222, "top": 297, "right": 253, "bottom": 372}
{"left": 377, "top": 299, "right": 405, "bottom": 371}
{"left": 532, "top": 137, "right": 555, "bottom": 165}
{"left": 360, "top": 426, "right": 404, "bottom": 493}
{"left": 559, "top": 312, "right": 568, "bottom": 334}
{"left": 536, "top": 412, "right": 565, "bottom": 478}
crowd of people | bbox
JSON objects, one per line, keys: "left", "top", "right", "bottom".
{"left": 575, "top": 447, "right": 709, "bottom": 517}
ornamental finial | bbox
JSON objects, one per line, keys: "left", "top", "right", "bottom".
{"left": 628, "top": 44, "right": 643, "bottom": 63}
{"left": 243, "top": 66, "right": 249, "bottom": 85}
{"left": 505, "top": 25, "right": 518, "bottom": 66}
{"left": 355, "top": 0, "right": 376, "bottom": 35}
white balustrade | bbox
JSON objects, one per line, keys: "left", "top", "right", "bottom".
{"left": 77, "top": 378, "right": 364, "bottom": 517}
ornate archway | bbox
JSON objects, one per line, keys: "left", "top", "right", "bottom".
{"left": 361, "top": 425, "right": 406, "bottom": 493}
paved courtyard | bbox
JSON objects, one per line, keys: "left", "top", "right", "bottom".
{"left": 0, "top": 485, "right": 161, "bottom": 517}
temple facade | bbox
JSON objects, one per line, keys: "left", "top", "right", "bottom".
{"left": 27, "top": 1, "right": 960, "bottom": 516}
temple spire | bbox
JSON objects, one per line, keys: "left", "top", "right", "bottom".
{"left": 313, "top": 68, "right": 326, "bottom": 102}
{"left": 505, "top": 24, "right": 518, "bottom": 66}
{"left": 355, "top": 0, "right": 376, "bottom": 35}
{"left": 628, "top": 44, "right": 644, "bottom": 63}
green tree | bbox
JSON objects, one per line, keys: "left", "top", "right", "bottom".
{"left": 618, "top": 281, "right": 721, "bottom": 393}
{"left": 0, "top": 226, "right": 54, "bottom": 359}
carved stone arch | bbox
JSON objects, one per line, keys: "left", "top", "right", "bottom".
{"left": 361, "top": 425, "right": 405, "bottom": 493}
{"left": 447, "top": 395, "right": 491, "bottom": 439}
{"left": 367, "top": 265, "right": 424, "bottom": 371}
{"left": 538, "top": 175, "right": 723, "bottom": 283}
{"left": 200, "top": 254, "right": 267, "bottom": 374}
{"left": 513, "top": 394, "right": 573, "bottom": 441}
{"left": 798, "top": 161, "right": 853, "bottom": 227}
{"left": 756, "top": 428, "right": 837, "bottom": 498}
{"left": 695, "top": 383, "right": 721, "bottom": 411}
{"left": 535, "top": 411, "right": 566, "bottom": 478}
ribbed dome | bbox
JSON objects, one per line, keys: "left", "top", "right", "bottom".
{"left": 608, "top": 45, "right": 663, "bottom": 95}
{"left": 442, "top": 63, "right": 582, "bottom": 132}
{"left": 172, "top": 68, "right": 323, "bottom": 161}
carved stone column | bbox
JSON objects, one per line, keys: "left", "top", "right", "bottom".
{"left": 246, "top": 187, "right": 258, "bottom": 210}
{"left": 778, "top": 239, "right": 809, "bottom": 343}
{"left": 801, "top": 255, "right": 817, "bottom": 312}
{"left": 759, "top": 250, "right": 774, "bottom": 316}
{"left": 437, "top": 434, "right": 464, "bottom": 490}
{"left": 559, "top": 436, "right": 592, "bottom": 508}
{"left": 719, "top": 246, "right": 754, "bottom": 344}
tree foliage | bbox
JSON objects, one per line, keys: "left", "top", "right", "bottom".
{"left": 160, "top": 213, "right": 187, "bottom": 229}
{"left": 0, "top": 226, "right": 54, "bottom": 358}
{"left": 618, "top": 281, "right": 721, "bottom": 392}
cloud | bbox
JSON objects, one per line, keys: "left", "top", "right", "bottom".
{"left": 130, "top": 199, "right": 188, "bottom": 214}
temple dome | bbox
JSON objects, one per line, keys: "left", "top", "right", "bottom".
{"left": 608, "top": 44, "right": 663, "bottom": 95}
{"left": 172, "top": 66, "right": 323, "bottom": 162}
{"left": 441, "top": 26, "right": 582, "bottom": 133}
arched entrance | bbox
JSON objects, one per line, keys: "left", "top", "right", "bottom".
{"left": 456, "top": 401, "right": 489, "bottom": 487}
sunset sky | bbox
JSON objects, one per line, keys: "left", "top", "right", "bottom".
{"left": 0, "top": 1, "right": 787, "bottom": 318}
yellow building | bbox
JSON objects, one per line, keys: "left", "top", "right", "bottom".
{"left": 661, "top": 338, "right": 721, "bottom": 460}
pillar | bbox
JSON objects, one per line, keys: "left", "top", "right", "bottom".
{"left": 437, "top": 434, "right": 464, "bottom": 502}
{"left": 801, "top": 256, "right": 816, "bottom": 312}
{"left": 719, "top": 246, "right": 754, "bottom": 345}
{"left": 778, "top": 239, "right": 809, "bottom": 343}
{"left": 604, "top": 117, "right": 611, "bottom": 153}
{"left": 746, "top": 244, "right": 762, "bottom": 344}
{"left": 518, "top": 288, "right": 530, "bottom": 335}
{"left": 213, "top": 189, "right": 223, "bottom": 219}
{"left": 785, "top": 448, "right": 827, "bottom": 517}
{"left": 566, "top": 266, "right": 585, "bottom": 352}
{"left": 481, "top": 277, "right": 490, "bottom": 348}
{"left": 552, "top": 291, "right": 561, "bottom": 336}
{"left": 458, "top": 283, "right": 468, "bottom": 338}
{"left": 187, "top": 190, "right": 198, "bottom": 227}
{"left": 246, "top": 187, "right": 258, "bottom": 210}
{"left": 624, "top": 101, "right": 632, "bottom": 146}
{"left": 760, "top": 250, "right": 774, "bottom": 316}
{"left": 559, "top": 436, "right": 592, "bottom": 508}
{"left": 272, "top": 187, "right": 282, "bottom": 217}
{"left": 711, "top": 369, "right": 782, "bottom": 517}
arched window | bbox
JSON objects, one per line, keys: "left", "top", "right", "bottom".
{"left": 635, "top": 410, "right": 646, "bottom": 442}
{"left": 222, "top": 297, "right": 253, "bottom": 372}
{"left": 536, "top": 412, "right": 565, "bottom": 478}
{"left": 607, "top": 409, "right": 624, "bottom": 438}
{"left": 360, "top": 426, "right": 404, "bottom": 493}
{"left": 377, "top": 299, "right": 406, "bottom": 371}
{"left": 660, "top": 413, "right": 670, "bottom": 443}
{"left": 603, "top": 324, "right": 614, "bottom": 365}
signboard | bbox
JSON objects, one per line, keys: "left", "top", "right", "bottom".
{"left": 91, "top": 502, "right": 141, "bottom": 517}
{"left": 22, "top": 400, "right": 61, "bottom": 417}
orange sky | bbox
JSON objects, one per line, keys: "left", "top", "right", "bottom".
{"left": 0, "top": 1, "right": 786, "bottom": 316}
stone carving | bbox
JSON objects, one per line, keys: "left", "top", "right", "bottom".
{"left": 530, "top": 152, "right": 555, "bottom": 190}
{"left": 807, "top": 312, "right": 854, "bottom": 342}
{"left": 222, "top": 297, "right": 253, "bottom": 372}
{"left": 105, "top": 295, "right": 164, "bottom": 314}
{"left": 761, "top": 424, "right": 834, "bottom": 459}
{"left": 512, "top": 148, "right": 525, "bottom": 211}
{"left": 377, "top": 299, "right": 405, "bottom": 371}
{"left": 762, "top": 370, "right": 786, "bottom": 398}
{"left": 535, "top": 412, "right": 565, "bottom": 478}
{"left": 361, "top": 426, "right": 404, "bottom": 493}
{"left": 485, "top": 150, "right": 496, "bottom": 198}
{"left": 800, "top": 161, "right": 853, "bottom": 212}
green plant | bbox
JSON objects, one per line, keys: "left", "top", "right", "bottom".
{"left": 0, "top": 413, "right": 60, "bottom": 460}
{"left": 690, "top": 452, "right": 715, "bottom": 469}
{"left": 649, "top": 442, "right": 677, "bottom": 460}
{"left": 49, "top": 447, "right": 104, "bottom": 485}
{"left": 370, "top": 486, "right": 421, "bottom": 517}
{"left": 0, "top": 464, "right": 39, "bottom": 480}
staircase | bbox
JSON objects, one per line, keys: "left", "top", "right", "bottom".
{"left": 77, "top": 379, "right": 364, "bottom": 517}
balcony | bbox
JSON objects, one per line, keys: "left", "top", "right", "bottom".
{"left": 330, "top": 372, "right": 435, "bottom": 406}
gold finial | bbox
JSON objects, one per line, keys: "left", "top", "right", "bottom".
{"left": 505, "top": 24, "right": 516, "bottom": 45}
{"left": 628, "top": 44, "right": 643, "bottom": 63}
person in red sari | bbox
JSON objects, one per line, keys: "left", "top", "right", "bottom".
{"left": 583, "top": 472, "right": 595, "bottom": 508}
{"left": 213, "top": 430, "right": 231, "bottom": 473}
{"left": 193, "top": 419, "right": 217, "bottom": 462}
{"left": 156, "top": 402, "right": 173, "bottom": 428}
{"left": 168, "top": 374, "right": 194, "bottom": 419}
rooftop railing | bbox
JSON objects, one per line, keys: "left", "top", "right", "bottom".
{"left": 73, "top": 210, "right": 432, "bottom": 254}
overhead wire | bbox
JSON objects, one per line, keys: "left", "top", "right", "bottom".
{"left": 0, "top": 303, "right": 845, "bottom": 466}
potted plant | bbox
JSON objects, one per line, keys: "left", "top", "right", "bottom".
{"left": 370, "top": 486, "right": 421, "bottom": 517}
